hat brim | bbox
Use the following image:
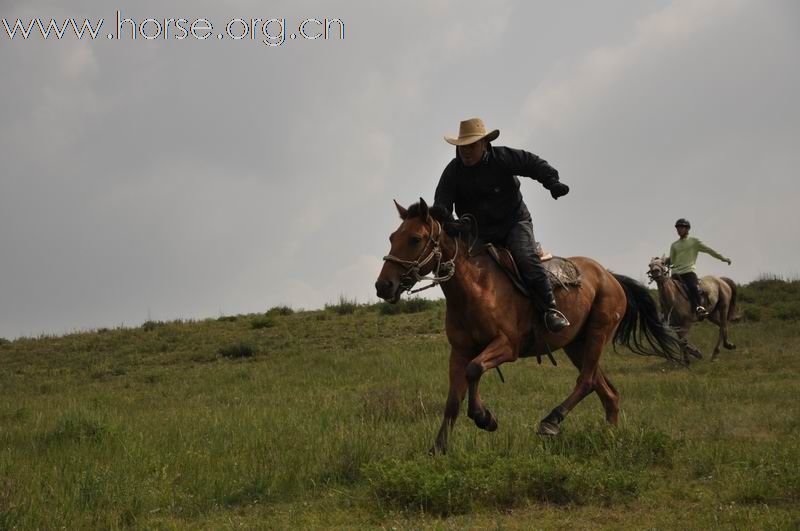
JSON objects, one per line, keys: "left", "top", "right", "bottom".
{"left": 444, "top": 129, "right": 499, "bottom": 146}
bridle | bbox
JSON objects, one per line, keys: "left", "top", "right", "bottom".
{"left": 647, "top": 258, "right": 669, "bottom": 284}
{"left": 647, "top": 257, "right": 678, "bottom": 324}
{"left": 382, "top": 218, "right": 458, "bottom": 294}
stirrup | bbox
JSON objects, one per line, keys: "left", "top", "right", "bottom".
{"left": 696, "top": 306, "right": 707, "bottom": 316}
{"left": 544, "top": 309, "right": 570, "bottom": 333}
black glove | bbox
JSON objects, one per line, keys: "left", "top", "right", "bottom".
{"left": 549, "top": 182, "right": 569, "bottom": 200}
{"left": 445, "top": 217, "right": 473, "bottom": 237}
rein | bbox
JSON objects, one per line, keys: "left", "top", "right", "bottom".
{"left": 646, "top": 260, "right": 670, "bottom": 285}
{"left": 459, "top": 214, "right": 480, "bottom": 256}
{"left": 382, "top": 218, "right": 458, "bottom": 294}
{"left": 648, "top": 261, "right": 680, "bottom": 326}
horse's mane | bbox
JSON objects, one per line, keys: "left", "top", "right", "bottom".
{"left": 406, "top": 201, "right": 466, "bottom": 239}
{"left": 407, "top": 202, "right": 454, "bottom": 223}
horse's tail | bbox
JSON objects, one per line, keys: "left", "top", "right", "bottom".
{"left": 612, "top": 273, "right": 683, "bottom": 363}
{"left": 722, "top": 277, "right": 741, "bottom": 322}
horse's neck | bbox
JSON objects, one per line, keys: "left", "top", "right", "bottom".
{"left": 438, "top": 237, "right": 484, "bottom": 307}
{"left": 658, "top": 276, "right": 684, "bottom": 306}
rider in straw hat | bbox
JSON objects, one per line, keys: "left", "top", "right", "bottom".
{"left": 434, "top": 117, "right": 571, "bottom": 332}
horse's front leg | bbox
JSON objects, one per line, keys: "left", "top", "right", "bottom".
{"left": 430, "top": 352, "right": 468, "bottom": 455}
{"left": 465, "top": 335, "right": 515, "bottom": 432}
{"left": 709, "top": 313, "right": 724, "bottom": 360}
{"left": 674, "top": 324, "right": 702, "bottom": 362}
{"left": 707, "top": 308, "right": 734, "bottom": 361}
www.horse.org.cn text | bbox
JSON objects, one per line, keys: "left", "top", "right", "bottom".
{"left": 2, "top": 11, "right": 345, "bottom": 47}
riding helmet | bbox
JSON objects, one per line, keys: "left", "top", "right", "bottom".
{"left": 674, "top": 218, "right": 691, "bottom": 228}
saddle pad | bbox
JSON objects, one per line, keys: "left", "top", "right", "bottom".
{"left": 672, "top": 276, "right": 719, "bottom": 309}
{"left": 482, "top": 244, "right": 582, "bottom": 296}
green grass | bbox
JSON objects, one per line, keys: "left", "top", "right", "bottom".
{"left": 324, "top": 295, "right": 360, "bottom": 315}
{"left": 266, "top": 305, "right": 295, "bottom": 317}
{"left": 0, "top": 280, "right": 798, "bottom": 528}
{"left": 217, "top": 341, "right": 257, "bottom": 358}
{"left": 375, "top": 297, "right": 437, "bottom": 315}
{"left": 250, "top": 316, "right": 276, "bottom": 329}
{"left": 364, "top": 427, "right": 664, "bottom": 515}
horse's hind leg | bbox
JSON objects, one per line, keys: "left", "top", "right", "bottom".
{"left": 711, "top": 319, "right": 723, "bottom": 360}
{"left": 723, "top": 325, "right": 736, "bottom": 350}
{"left": 708, "top": 306, "right": 728, "bottom": 361}
{"left": 708, "top": 307, "right": 734, "bottom": 361}
{"left": 562, "top": 344, "right": 619, "bottom": 425}
{"left": 721, "top": 308, "right": 736, "bottom": 350}
{"left": 431, "top": 352, "right": 468, "bottom": 454}
{"left": 539, "top": 334, "right": 606, "bottom": 436}
{"left": 595, "top": 368, "right": 620, "bottom": 424}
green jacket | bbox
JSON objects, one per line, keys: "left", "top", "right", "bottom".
{"left": 667, "top": 236, "right": 728, "bottom": 274}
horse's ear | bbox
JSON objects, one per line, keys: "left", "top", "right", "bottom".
{"left": 418, "top": 197, "right": 429, "bottom": 220}
{"left": 394, "top": 200, "right": 408, "bottom": 220}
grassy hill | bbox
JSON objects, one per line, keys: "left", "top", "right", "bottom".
{"left": 1, "top": 279, "right": 799, "bottom": 529}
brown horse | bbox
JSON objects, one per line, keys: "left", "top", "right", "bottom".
{"left": 647, "top": 256, "right": 738, "bottom": 363}
{"left": 375, "top": 199, "right": 682, "bottom": 454}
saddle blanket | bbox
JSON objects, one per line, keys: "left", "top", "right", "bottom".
{"left": 480, "top": 243, "right": 582, "bottom": 296}
{"left": 673, "top": 275, "right": 720, "bottom": 309}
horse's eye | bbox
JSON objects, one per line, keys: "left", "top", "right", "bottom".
{"left": 409, "top": 236, "right": 422, "bottom": 246}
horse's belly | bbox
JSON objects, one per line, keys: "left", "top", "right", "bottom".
{"left": 445, "top": 324, "right": 493, "bottom": 353}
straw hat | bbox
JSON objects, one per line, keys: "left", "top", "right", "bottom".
{"left": 444, "top": 117, "right": 500, "bottom": 146}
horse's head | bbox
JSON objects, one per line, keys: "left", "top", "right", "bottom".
{"left": 375, "top": 198, "right": 453, "bottom": 303}
{"left": 647, "top": 256, "right": 669, "bottom": 283}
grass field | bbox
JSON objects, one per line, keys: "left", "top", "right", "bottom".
{"left": 1, "top": 279, "right": 799, "bottom": 529}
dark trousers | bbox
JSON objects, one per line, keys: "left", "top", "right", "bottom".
{"left": 677, "top": 272, "right": 701, "bottom": 308}
{"left": 502, "top": 220, "right": 556, "bottom": 308}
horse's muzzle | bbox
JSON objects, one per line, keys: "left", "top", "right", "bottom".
{"left": 375, "top": 279, "right": 400, "bottom": 303}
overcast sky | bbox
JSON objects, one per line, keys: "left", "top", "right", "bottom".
{"left": 1, "top": 0, "right": 798, "bottom": 338}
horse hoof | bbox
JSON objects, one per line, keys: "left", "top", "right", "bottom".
{"left": 474, "top": 410, "right": 498, "bottom": 432}
{"left": 537, "top": 420, "right": 560, "bottom": 436}
{"left": 428, "top": 445, "right": 446, "bottom": 456}
{"left": 724, "top": 343, "right": 736, "bottom": 350}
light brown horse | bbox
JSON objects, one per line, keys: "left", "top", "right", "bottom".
{"left": 375, "top": 199, "right": 682, "bottom": 454}
{"left": 647, "top": 256, "right": 738, "bottom": 363}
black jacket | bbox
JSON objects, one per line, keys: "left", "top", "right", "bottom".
{"left": 434, "top": 145, "right": 561, "bottom": 241}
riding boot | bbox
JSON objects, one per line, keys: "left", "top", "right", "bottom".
{"left": 542, "top": 294, "right": 570, "bottom": 333}
{"left": 678, "top": 272, "right": 706, "bottom": 321}
{"left": 527, "top": 269, "right": 570, "bottom": 333}
{"left": 691, "top": 290, "right": 707, "bottom": 320}
{"left": 504, "top": 219, "right": 570, "bottom": 333}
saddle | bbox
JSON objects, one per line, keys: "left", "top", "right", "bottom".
{"left": 673, "top": 275, "right": 709, "bottom": 308}
{"left": 475, "top": 243, "right": 582, "bottom": 297}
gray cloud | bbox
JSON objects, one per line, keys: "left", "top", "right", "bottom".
{"left": 514, "top": 0, "right": 798, "bottom": 280}
{"left": 1, "top": 0, "right": 797, "bottom": 337}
